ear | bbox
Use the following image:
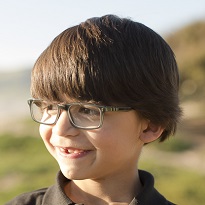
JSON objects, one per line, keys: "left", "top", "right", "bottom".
{"left": 140, "top": 122, "right": 164, "bottom": 143}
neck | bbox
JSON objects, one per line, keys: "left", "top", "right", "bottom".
{"left": 64, "top": 170, "right": 142, "bottom": 205}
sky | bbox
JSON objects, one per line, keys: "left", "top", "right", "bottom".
{"left": 0, "top": 0, "right": 205, "bottom": 72}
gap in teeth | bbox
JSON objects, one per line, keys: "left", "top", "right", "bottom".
{"left": 60, "top": 148, "right": 84, "bottom": 154}
{"left": 70, "top": 149, "right": 84, "bottom": 154}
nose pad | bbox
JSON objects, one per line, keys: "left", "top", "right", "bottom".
{"left": 52, "top": 110, "right": 78, "bottom": 136}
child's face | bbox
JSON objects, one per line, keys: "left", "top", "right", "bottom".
{"left": 39, "top": 100, "right": 148, "bottom": 181}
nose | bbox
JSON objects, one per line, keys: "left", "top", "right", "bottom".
{"left": 52, "top": 110, "right": 79, "bottom": 137}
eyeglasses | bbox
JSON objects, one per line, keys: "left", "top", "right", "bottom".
{"left": 27, "top": 99, "right": 132, "bottom": 130}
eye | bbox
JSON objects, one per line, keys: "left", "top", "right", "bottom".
{"left": 35, "top": 103, "right": 58, "bottom": 116}
{"left": 46, "top": 104, "right": 56, "bottom": 110}
{"left": 78, "top": 106, "right": 99, "bottom": 116}
{"left": 44, "top": 104, "right": 58, "bottom": 114}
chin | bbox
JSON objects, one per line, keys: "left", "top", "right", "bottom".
{"left": 60, "top": 165, "right": 85, "bottom": 180}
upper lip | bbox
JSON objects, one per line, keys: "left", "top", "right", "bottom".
{"left": 54, "top": 145, "right": 91, "bottom": 151}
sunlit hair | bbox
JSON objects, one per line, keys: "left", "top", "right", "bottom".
{"left": 31, "top": 15, "right": 182, "bottom": 141}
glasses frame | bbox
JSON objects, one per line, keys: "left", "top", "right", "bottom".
{"left": 27, "top": 99, "right": 132, "bottom": 130}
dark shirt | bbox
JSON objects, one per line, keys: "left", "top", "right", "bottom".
{"left": 5, "top": 170, "right": 175, "bottom": 205}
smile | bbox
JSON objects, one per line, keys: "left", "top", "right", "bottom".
{"left": 55, "top": 146, "right": 91, "bottom": 159}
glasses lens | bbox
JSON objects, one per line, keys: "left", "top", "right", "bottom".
{"left": 31, "top": 101, "right": 58, "bottom": 124}
{"left": 69, "top": 104, "right": 101, "bottom": 129}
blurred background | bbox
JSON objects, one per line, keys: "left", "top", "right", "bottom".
{"left": 0, "top": 0, "right": 205, "bottom": 204}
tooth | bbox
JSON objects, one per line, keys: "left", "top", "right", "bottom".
{"left": 59, "top": 147, "right": 85, "bottom": 154}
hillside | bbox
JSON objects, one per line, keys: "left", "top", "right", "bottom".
{"left": 0, "top": 69, "right": 31, "bottom": 131}
{"left": 166, "top": 21, "right": 205, "bottom": 101}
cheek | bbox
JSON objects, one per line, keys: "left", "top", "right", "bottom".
{"left": 39, "top": 124, "right": 52, "bottom": 145}
{"left": 39, "top": 125, "right": 57, "bottom": 159}
{"left": 87, "top": 124, "right": 137, "bottom": 152}
{"left": 87, "top": 114, "right": 143, "bottom": 153}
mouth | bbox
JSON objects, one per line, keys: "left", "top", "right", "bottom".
{"left": 55, "top": 146, "right": 91, "bottom": 159}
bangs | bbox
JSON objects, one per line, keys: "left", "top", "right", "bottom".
{"left": 31, "top": 59, "right": 122, "bottom": 105}
{"left": 31, "top": 51, "right": 104, "bottom": 103}
{"left": 30, "top": 24, "right": 121, "bottom": 104}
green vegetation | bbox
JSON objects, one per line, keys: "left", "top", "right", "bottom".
{"left": 140, "top": 160, "right": 205, "bottom": 205}
{"left": 166, "top": 21, "right": 205, "bottom": 101}
{"left": 0, "top": 135, "right": 59, "bottom": 204}
{"left": 152, "top": 135, "right": 195, "bottom": 152}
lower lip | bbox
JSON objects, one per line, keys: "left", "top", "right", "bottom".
{"left": 56, "top": 148, "right": 91, "bottom": 159}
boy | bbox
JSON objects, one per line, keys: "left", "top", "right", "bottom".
{"left": 6, "top": 15, "right": 181, "bottom": 205}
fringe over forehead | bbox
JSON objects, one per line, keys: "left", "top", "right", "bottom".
{"left": 31, "top": 15, "right": 128, "bottom": 103}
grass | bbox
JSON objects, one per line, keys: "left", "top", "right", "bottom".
{"left": 151, "top": 134, "right": 195, "bottom": 152}
{"left": 139, "top": 160, "right": 205, "bottom": 205}
{"left": 0, "top": 134, "right": 59, "bottom": 204}
{"left": 0, "top": 134, "right": 204, "bottom": 205}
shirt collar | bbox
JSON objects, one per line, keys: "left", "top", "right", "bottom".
{"left": 42, "top": 170, "right": 170, "bottom": 205}
{"left": 136, "top": 170, "right": 170, "bottom": 204}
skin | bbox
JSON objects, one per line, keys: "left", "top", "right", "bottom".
{"left": 39, "top": 100, "right": 163, "bottom": 205}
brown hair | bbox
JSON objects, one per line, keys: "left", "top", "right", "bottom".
{"left": 31, "top": 15, "right": 182, "bottom": 141}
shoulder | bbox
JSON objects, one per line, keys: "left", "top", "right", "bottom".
{"left": 137, "top": 170, "right": 176, "bottom": 205}
{"left": 5, "top": 188, "right": 48, "bottom": 205}
{"left": 5, "top": 171, "right": 72, "bottom": 205}
{"left": 167, "top": 201, "right": 176, "bottom": 205}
